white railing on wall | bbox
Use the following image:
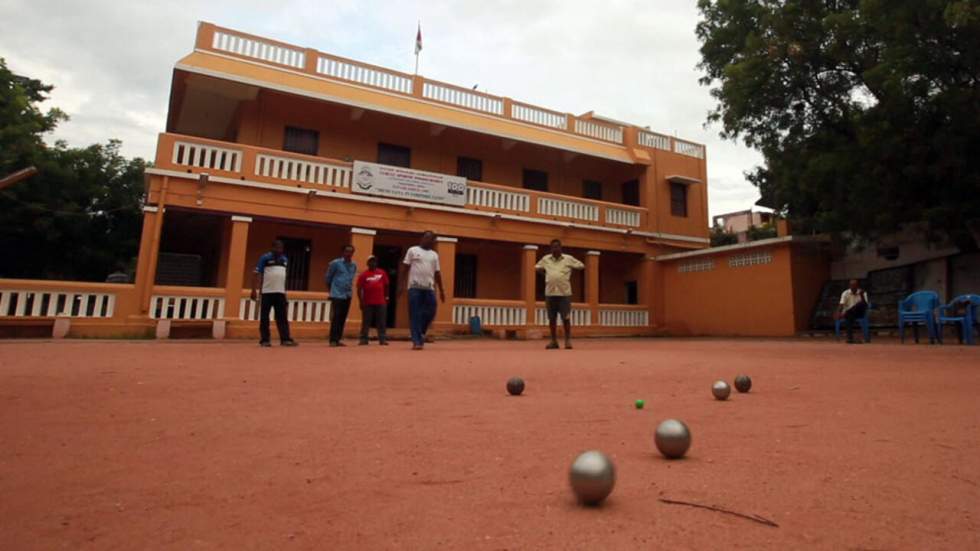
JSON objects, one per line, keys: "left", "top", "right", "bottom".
{"left": 316, "top": 56, "right": 413, "bottom": 94}
{"left": 538, "top": 197, "right": 600, "bottom": 222}
{"left": 511, "top": 103, "right": 568, "bottom": 130}
{"left": 0, "top": 289, "right": 115, "bottom": 318}
{"left": 605, "top": 207, "right": 641, "bottom": 227}
{"left": 453, "top": 304, "right": 526, "bottom": 327}
{"left": 674, "top": 140, "right": 705, "bottom": 159}
{"left": 638, "top": 131, "right": 671, "bottom": 151}
{"left": 239, "top": 298, "right": 331, "bottom": 322}
{"left": 172, "top": 141, "right": 242, "bottom": 172}
{"left": 729, "top": 251, "right": 773, "bottom": 268}
{"left": 599, "top": 309, "right": 648, "bottom": 327}
{"left": 255, "top": 154, "right": 351, "bottom": 188}
{"left": 150, "top": 295, "right": 225, "bottom": 320}
{"left": 212, "top": 30, "right": 306, "bottom": 69}
{"left": 574, "top": 120, "right": 624, "bottom": 144}
{"left": 467, "top": 186, "right": 530, "bottom": 212}
{"left": 535, "top": 307, "right": 591, "bottom": 326}
{"left": 678, "top": 259, "right": 715, "bottom": 273}
{"left": 423, "top": 82, "right": 504, "bottom": 115}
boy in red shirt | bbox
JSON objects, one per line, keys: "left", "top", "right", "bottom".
{"left": 356, "top": 256, "right": 390, "bottom": 345}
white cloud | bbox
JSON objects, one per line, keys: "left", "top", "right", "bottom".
{"left": 0, "top": 0, "right": 763, "bottom": 218}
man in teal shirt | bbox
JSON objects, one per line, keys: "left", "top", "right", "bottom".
{"left": 325, "top": 244, "right": 357, "bottom": 346}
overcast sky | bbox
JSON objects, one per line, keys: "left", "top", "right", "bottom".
{"left": 0, "top": 0, "right": 763, "bottom": 219}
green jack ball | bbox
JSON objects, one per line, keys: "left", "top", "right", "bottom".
{"left": 635, "top": 399, "right": 645, "bottom": 409}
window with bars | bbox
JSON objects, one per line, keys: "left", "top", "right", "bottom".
{"left": 522, "top": 169, "right": 548, "bottom": 192}
{"left": 622, "top": 179, "right": 640, "bottom": 206}
{"left": 283, "top": 126, "right": 319, "bottom": 156}
{"left": 670, "top": 182, "right": 688, "bottom": 217}
{"left": 457, "top": 157, "right": 483, "bottom": 181}
{"left": 583, "top": 180, "right": 602, "bottom": 200}
{"left": 278, "top": 237, "right": 312, "bottom": 291}
{"left": 454, "top": 254, "right": 478, "bottom": 298}
{"left": 378, "top": 143, "right": 411, "bottom": 167}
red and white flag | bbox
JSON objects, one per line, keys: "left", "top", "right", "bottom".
{"left": 415, "top": 23, "right": 423, "bottom": 55}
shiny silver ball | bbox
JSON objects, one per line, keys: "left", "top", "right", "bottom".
{"left": 712, "top": 380, "right": 731, "bottom": 400}
{"left": 569, "top": 450, "right": 616, "bottom": 505}
{"left": 734, "top": 374, "right": 752, "bottom": 393}
{"left": 654, "top": 419, "right": 692, "bottom": 459}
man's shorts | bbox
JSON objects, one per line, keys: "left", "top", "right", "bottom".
{"left": 546, "top": 296, "right": 572, "bottom": 323}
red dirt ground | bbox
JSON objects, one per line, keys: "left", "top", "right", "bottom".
{"left": 1, "top": 338, "right": 978, "bottom": 550}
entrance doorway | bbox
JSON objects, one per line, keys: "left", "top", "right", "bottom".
{"left": 373, "top": 245, "right": 402, "bottom": 328}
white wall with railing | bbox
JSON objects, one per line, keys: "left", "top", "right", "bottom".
{"left": 0, "top": 289, "right": 116, "bottom": 318}
{"left": 674, "top": 140, "right": 705, "bottom": 159}
{"left": 453, "top": 304, "right": 527, "bottom": 327}
{"left": 638, "top": 131, "right": 671, "bottom": 151}
{"left": 212, "top": 30, "right": 306, "bottom": 69}
{"left": 423, "top": 83, "right": 504, "bottom": 115}
{"left": 574, "top": 120, "right": 624, "bottom": 144}
{"left": 535, "top": 307, "right": 592, "bottom": 326}
{"left": 239, "top": 298, "right": 331, "bottom": 322}
{"left": 511, "top": 103, "right": 568, "bottom": 130}
{"left": 150, "top": 295, "right": 225, "bottom": 320}
{"left": 605, "top": 207, "right": 641, "bottom": 227}
{"left": 254, "top": 154, "right": 351, "bottom": 188}
{"left": 599, "top": 309, "right": 648, "bottom": 327}
{"left": 467, "top": 186, "right": 530, "bottom": 212}
{"left": 172, "top": 141, "right": 242, "bottom": 172}
{"left": 316, "top": 56, "right": 413, "bottom": 94}
{"left": 538, "top": 197, "right": 600, "bottom": 222}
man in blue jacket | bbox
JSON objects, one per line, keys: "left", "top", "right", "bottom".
{"left": 325, "top": 244, "right": 357, "bottom": 346}
{"left": 251, "top": 240, "right": 298, "bottom": 347}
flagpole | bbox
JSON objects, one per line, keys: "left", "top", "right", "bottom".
{"left": 414, "top": 20, "right": 421, "bottom": 76}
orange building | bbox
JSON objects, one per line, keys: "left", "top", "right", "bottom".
{"left": 0, "top": 23, "right": 827, "bottom": 339}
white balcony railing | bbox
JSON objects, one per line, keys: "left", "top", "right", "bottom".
{"left": 599, "top": 309, "right": 648, "bottom": 327}
{"left": 239, "top": 297, "right": 331, "bottom": 322}
{"left": 638, "top": 131, "right": 671, "bottom": 151}
{"left": 538, "top": 197, "right": 600, "bottom": 222}
{"left": 0, "top": 289, "right": 116, "bottom": 318}
{"left": 535, "top": 307, "right": 591, "bottom": 326}
{"left": 316, "top": 56, "right": 413, "bottom": 94}
{"left": 150, "top": 295, "right": 225, "bottom": 320}
{"left": 674, "top": 140, "right": 705, "bottom": 159}
{"left": 255, "top": 154, "right": 351, "bottom": 188}
{"left": 423, "top": 82, "right": 504, "bottom": 115}
{"left": 511, "top": 103, "right": 568, "bottom": 130}
{"left": 467, "top": 186, "right": 531, "bottom": 212}
{"left": 172, "top": 141, "right": 242, "bottom": 172}
{"left": 574, "top": 120, "right": 624, "bottom": 144}
{"left": 453, "top": 304, "right": 527, "bottom": 327}
{"left": 212, "top": 30, "right": 306, "bottom": 69}
{"left": 605, "top": 207, "right": 641, "bottom": 228}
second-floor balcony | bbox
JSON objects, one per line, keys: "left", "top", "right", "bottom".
{"left": 152, "top": 133, "right": 650, "bottom": 232}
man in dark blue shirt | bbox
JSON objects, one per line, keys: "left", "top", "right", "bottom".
{"left": 250, "top": 240, "right": 298, "bottom": 347}
{"left": 325, "top": 244, "right": 357, "bottom": 346}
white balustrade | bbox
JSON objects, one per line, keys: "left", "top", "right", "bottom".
{"left": 423, "top": 82, "right": 504, "bottom": 115}
{"left": 0, "top": 289, "right": 115, "bottom": 318}
{"left": 605, "top": 207, "right": 641, "bottom": 227}
{"left": 172, "top": 141, "right": 242, "bottom": 172}
{"left": 150, "top": 295, "right": 224, "bottom": 320}
{"left": 212, "top": 31, "right": 306, "bottom": 69}
{"left": 254, "top": 154, "right": 351, "bottom": 188}
{"left": 678, "top": 259, "right": 715, "bottom": 273}
{"left": 538, "top": 197, "right": 600, "bottom": 222}
{"left": 467, "top": 186, "right": 530, "bottom": 212}
{"left": 599, "top": 309, "right": 649, "bottom": 327}
{"left": 729, "top": 251, "right": 773, "bottom": 268}
{"left": 673, "top": 139, "right": 705, "bottom": 159}
{"left": 239, "top": 298, "right": 331, "bottom": 322}
{"left": 638, "top": 131, "right": 671, "bottom": 151}
{"left": 317, "top": 57, "right": 413, "bottom": 94}
{"left": 535, "top": 307, "right": 592, "bottom": 326}
{"left": 512, "top": 103, "right": 568, "bottom": 130}
{"left": 453, "top": 304, "right": 526, "bottom": 327}
{"left": 574, "top": 120, "right": 624, "bottom": 143}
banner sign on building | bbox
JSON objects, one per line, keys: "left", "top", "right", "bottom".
{"left": 352, "top": 161, "right": 468, "bottom": 207}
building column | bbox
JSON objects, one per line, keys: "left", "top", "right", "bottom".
{"left": 521, "top": 245, "right": 539, "bottom": 326}
{"left": 433, "top": 236, "right": 458, "bottom": 327}
{"left": 348, "top": 228, "right": 377, "bottom": 325}
{"left": 222, "top": 215, "right": 252, "bottom": 320}
{"left": 639, "top": 255, "right": 656, "bottom": 328}
{"left": 586, "top": 250, "right": 601, "bottom": 325}
{"left": 133, "top": 205, "right": 164, "bottom": 314}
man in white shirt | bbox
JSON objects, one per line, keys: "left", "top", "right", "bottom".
{"left": 398, "top": 231, "right": 446, "bottom": 350}
{"left": 838, "top": 279, "right": 869, "bottom": 344}
{"left": 535, "top": 239, "right": 585, "bottom": 349}
{"left": 250, "top": 240, "right": 298, "bottom": 347}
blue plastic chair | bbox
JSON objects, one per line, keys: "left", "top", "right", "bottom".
{"left": 898, "top": 291, "right": 940, "bottom": 344}
{"left": 835, "top": 303, "right": 872, "bottom": 342}
{"left": 940, "top": 294, "right": 980, "bottom": 345}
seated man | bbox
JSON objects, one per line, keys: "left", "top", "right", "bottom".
{"left": 838, "top": 279, "right": 869, "bottom": 344}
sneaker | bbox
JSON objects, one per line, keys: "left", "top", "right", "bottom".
{"left": 281, "top": 340, "right": 298, "bottom": 347}
{"left": 379, "top": 340, "right": 389, "bottom": 346}
{"left": 260, "top": 341, "right": 272, "bottom": 348}
{"left": 412, "top": 344, "right": 424, "bottom": 350}
{"left": 546, "top": 342, "right": 559, "bottom": 350}
{"left": 564, "top": 341, "right": 574, "bottom": 350}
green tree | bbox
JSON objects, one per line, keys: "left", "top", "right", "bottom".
{"left": 710, "top": 223, "right": 739, "bottom": 246}
{"left": 0, "top": 58, "right": 145, "bottom": 281}
{"left": 696, "top": 1, "right": 980, "bottom": 247}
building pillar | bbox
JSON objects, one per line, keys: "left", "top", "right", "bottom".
{"left": 222, "top": 215, "right": 252, "bottom": 320}
{"left": 433, "top": 236, "right": 458, "bottom": 327}
{"left": 586, "top": 250, "right": 601, "bottom": 325}
{"left": 348, "top": 228, "right": 377, "bottom": 326}
{"left": 639, "top": 255, "right": 656, "bottom": 328}
{"left": 521, "top": 245, "right": 539, "bottom": 326}
{"left": 133, "top": 205, "right": 164, "bottom": 314}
